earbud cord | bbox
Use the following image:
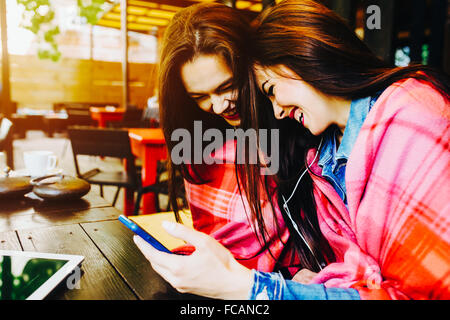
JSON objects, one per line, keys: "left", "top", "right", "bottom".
{"left": 282, "top": 138, "right": 323, "bottom": 270}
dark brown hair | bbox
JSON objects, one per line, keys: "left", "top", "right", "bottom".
{"left": 159, "top": 4, "right": 300, "bottom": 267}
{"left": 251, "top": 0, "right": 449, "bottom": 99}
{"left": 158, "top": 3, "right": 259, "bottom": 222}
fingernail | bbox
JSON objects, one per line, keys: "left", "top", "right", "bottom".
{"left": 162, "top": 221, "right": 176, "bottom": 231}
{"left": 133, "top": 235, "right": 142, "bottom": 244}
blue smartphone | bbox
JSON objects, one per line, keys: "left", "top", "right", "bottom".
{"left": 118, "top": 215, "right": 173, "bottom": 254}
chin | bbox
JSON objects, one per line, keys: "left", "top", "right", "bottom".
{"left": 309, "top": 126, "right": 328, "bottom": 137}
{"left": 304, "top": 125, "right": 318, "bottom": 136}
{"left": 225, "top": 119, "right": 241, "bottom": 127}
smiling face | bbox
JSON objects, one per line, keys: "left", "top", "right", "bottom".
{"left": 181, "top": 54, "right": 241, "bottom": 126}
{"left": 254, "top": 64, "right": 350, "bottom": 136}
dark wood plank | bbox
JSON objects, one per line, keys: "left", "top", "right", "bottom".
{"left": 0, "top": 230, "right": 22, "bottom": 250}
{"left": 81, "top": 219, "right": 199, "bottom": 300}
{"left": 0, "top": 206, "right": 121, "bottom": 233}
{"left": 18, "top": 223, "right": 137, "bottom": 300}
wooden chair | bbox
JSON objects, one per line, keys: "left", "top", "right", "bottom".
{"left": 67, "top": 126, "right": 172, "bottom": 213}
{"left": 68, "top": 126, "right": 140, "bottom": 207}
{"left": 134, "top": 161, "right": 187, "bottom": 216}
{"left": 57, "top": 102, "right": 120, "bottom": 127}
{"left": 66, "top": 105, "right": 95, "bottom": 127}
{"left": 107, "top": 106, "right": 149, "bottom": 129}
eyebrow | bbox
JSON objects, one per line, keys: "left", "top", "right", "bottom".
{"left": 215, "top": 78, "right": 233, "bottom": 93}
{"left": 188, "top": 77, "right": 233, "bottom": 97}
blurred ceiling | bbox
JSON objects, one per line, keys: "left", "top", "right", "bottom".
{"left": 96, "top": 0, "right": 264, "bottom": 34}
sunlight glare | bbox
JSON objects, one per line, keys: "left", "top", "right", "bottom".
{"left": 6, "top": 0, "right": 35, "bottom": 55}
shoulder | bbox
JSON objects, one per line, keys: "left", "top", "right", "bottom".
{"left": 372, "top": 77, "right": 449, "bottom": 121}
{"left": 184, "top": 139, "right": 237, "bottom": 186}
{"left": 209, "top": 138, "right": 237, "bottom": 163}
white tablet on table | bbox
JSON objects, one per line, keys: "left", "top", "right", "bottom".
{"left": 0, "top": 250, "right": 84, "bottom": 300}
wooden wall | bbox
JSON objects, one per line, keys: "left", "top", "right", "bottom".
{"left": 2, "top": 54, "right": 157, "bottom": 110}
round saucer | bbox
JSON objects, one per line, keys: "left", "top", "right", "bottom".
{"left": 12, "top": 168, "right": 64, "bottom": 178}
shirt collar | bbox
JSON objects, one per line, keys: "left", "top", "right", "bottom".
{"left": 318, "top": 127, "right": 337, "bottom": 167}
{"left": 318, "top": 95, "right": 372, "bottom": 167}
{"left": 335, "top": 96, "right": 372, "bottom": 160}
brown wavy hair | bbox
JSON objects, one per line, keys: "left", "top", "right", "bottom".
{"left": 158, "top": 2, "right": 281, "bottom": 246}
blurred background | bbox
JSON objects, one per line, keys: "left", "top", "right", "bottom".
{"left": 0, "top": 0, "right": 448, "bottom": 213}
{"left": 0, "top": 0, "right": 448, "bottom": 115}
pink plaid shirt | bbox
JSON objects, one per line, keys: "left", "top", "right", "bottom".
{"left": 310, "top": 78, "right": 450, "bottom": 299}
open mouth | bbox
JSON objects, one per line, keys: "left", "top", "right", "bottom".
{"left": 289, "top": 107, "right": 304, "bottom": 126}
{"left": 221, "top": 105, "right": 240, "bottom": 121}
{"left": 289, "top": 108, "right": 297, "bottom": 119}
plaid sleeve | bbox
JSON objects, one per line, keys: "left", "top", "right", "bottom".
{"left": 311, "top": 79, "right": 450, "bottom": 299}
{"left": 184, "top": 140, "right": 295, "bottom": 273}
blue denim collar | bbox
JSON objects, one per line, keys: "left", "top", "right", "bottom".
{"left": 336, "top": 96, "right": 372, "bottom": 160}
{"left": 317, "top": 95, "right": 378, "bottom": 204}
{"left": 318, "top": 95, "right": 373, "bottom": 169}
{"left": 317, "top": 128, "right": 337, "bottom": 169}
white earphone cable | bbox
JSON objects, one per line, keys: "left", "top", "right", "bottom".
{"left": 283, "top": 137, "right": 323, "bottom": 204}
{"left": 281, "top": 138, "right": 324, "bottom": 270}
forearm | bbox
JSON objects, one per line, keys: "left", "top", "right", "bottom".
{"left": 249, "top": 270, "right": 361, "bottom": 300}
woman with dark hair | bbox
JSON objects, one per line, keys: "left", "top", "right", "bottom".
{"left": 246, "top": 0, "right": 449, "bottom": 299}
{"left": 132, "top": 2, "right": 321, "bottom": 294}
{"left": 136, "top": 0, "right": 449, "bottom": 300}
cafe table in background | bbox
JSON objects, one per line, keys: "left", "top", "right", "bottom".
{"left": 127, "top": 128, "right": 167, "bottom": 215}
{"left": 90, "top": 106, "right": 125, "bottom": 128}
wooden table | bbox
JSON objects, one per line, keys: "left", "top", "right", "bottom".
{"left": 90, "top": 107, "right": 125, "bottom": 128}
{"left": 0, "top": 190, "right": 198, "bottom": 300}
{"left": 128, "top": 128, "right": 167, "bottom": 215}
{"left": 43, "top": 112, "right": 68, "bottom": 137}
{"left": 11, "top": 114, "right": 45, "bottom": 138}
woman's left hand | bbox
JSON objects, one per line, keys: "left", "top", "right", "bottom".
{"left": 133, "top": 221, "right": 254, "bottom": 300}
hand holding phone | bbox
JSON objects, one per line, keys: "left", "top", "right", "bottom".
{"left": 119, "top": 215, "right": 173, "bottom": 254}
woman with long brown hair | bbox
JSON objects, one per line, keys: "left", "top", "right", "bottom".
{"left": 246, "top": 0, "right": 449, "bottom": 299}
{"left": 132, "top": 2, "right": 322, "bottom": 295}
{"left": 135, "top": 0, "right": 449, "bottom": 300}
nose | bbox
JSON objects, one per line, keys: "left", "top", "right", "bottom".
{"left": 211, "top": 94, "right": 230, "bottom": 115}
{"left": 272, "top": 100, "right": 287, "bottom": 120}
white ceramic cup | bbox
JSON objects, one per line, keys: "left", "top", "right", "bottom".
{"left": 23, "top": 151, "right": 57, "bottom": 177}
{"left": 0, "top": 152, "right": 6, "bottom": 172}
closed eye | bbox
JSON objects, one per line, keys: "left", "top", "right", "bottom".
{"left": 262, "top": 80, "right": 274, "bottom": 97}
{"left": 190, "top": 94, "right": 207, "bottom": 102}
{"left": 215, "top": 79, "right": 233, "bottom": 94}
{"left": 188, "top": 78, "right": 233, "bottom": 101}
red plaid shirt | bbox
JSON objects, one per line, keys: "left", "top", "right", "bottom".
{"left": 183, "top": 139, "right": 299, "bottom": 273}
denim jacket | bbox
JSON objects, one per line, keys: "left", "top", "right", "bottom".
{"left": 249, "top": 270, "right": 360, "bottom": 300}
{"left": 249, "top": 93, "right": 381, "bottom": 300}
{"left": 318, "top": 94, "right": 380, "bottom": 205}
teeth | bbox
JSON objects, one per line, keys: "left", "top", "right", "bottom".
{"left": 223, "top": 107, "right": 237, "bottom": 116}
